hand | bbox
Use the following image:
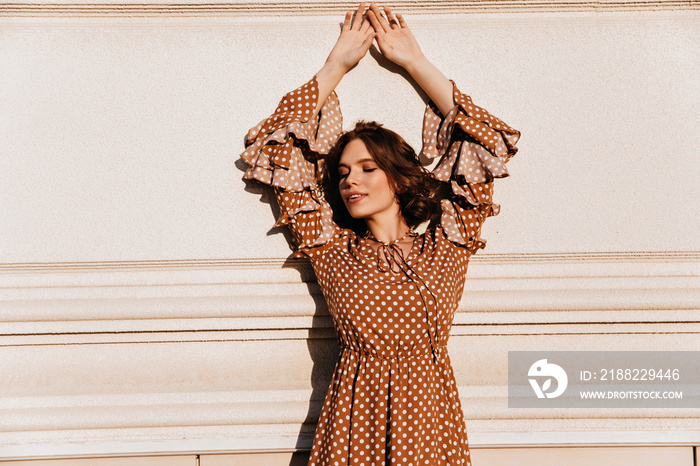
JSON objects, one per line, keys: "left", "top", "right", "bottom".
{"left": 367, "top": 3, "right": 425, "bottom": 70}
{"left": 368, "top": 3, "right": 454, "bottom": 116}
{"left": 325, "top": 2, "right": 375, "bottom": 73}
{"left": 314, "top": 3, "right": 374, "bottom": 115}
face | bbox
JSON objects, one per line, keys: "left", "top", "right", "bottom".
{"left": 338, "top": 139, "right": 401, "bottom": 224}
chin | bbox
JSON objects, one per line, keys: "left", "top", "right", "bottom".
{"left": 343, "top": 204, "right": 363, "bottom": 220}
{"left": 347, "top": 210, "right": 366, "bottom": 220}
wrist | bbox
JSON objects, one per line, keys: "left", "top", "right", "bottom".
{"left": 314, "top": 59, "right": 347, "bottom": 113}
{"left": 322, "top": 57, "right": 352, "bottom": 77}
{"left": 404, "top": 54, "right": 430, "bottom": 77}
{"left": 316, "top": 60, "right": 347, "bottom": 88}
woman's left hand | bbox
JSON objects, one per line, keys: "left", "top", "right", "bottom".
{"left": 367, "top": 3, "right": 425, "bottom": 70}
{"left": 367, "top": 3, "right": 455, "bottom": 116}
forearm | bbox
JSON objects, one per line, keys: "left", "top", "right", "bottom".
{"left": 405, "top": 56, "right": 455, "bottom": 117}
{"left": 313, "top": 59, "right": 348, "bottom": 116}
{"left": 313, "top": 3, "right": 374, "bottom": 115}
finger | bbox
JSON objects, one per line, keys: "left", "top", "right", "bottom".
{"left": 342, "top": 11, "right": 352, "bottom": 31}
{"left": 384, "top": 6, "right": 399, "bottom": 28}
{"left": 360, "top": 15, "right": 373, "bottom": 34}
{"left": 367, "top": 9, "right": 385, "bottom": 37}
{"left": 351, "top": 2, "right": 366, "bottom": 30}
{"left": 360, "top": 31, "right": 375, "bottom": 54}
{"left": 369, "top": 3, "right": 390, "bottom": 32}
{"left": 396, "top": 13, "right": 408, "bottom": 29}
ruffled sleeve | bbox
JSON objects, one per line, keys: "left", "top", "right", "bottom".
{"left": 240, "top": 76, "right": 343, "bottom": 257}
{"left": 421, "top": 81, "right": 521, "bottom": 254}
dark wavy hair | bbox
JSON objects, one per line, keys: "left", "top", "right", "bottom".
{"left": 323, "top": 121, "right": 446, "bottom": 235}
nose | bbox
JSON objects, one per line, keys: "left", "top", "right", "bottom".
{"left": 343, "top": 169, "right": 359, "bottom": 187}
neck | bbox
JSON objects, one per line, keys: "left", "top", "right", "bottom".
{"left": 365, "top": 216, "right": 411, "bottom": 244}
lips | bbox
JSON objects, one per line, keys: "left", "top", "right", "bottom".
{"left": 346, "top": 192, "right": 367, "bottom": 204}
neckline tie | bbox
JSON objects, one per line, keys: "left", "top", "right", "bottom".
{"left": 363, "top": 230, "right": 441, "bottom": 362}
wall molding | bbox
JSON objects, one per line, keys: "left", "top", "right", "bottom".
{"left": 3, "top": 431, "right": 699, "bottom": 461}
{"left": 2, "top": 251, "right": 698, "bottom": 460}
{"left": 1, "top": 250, "right": 698, "bottom": 273}
{"left": 1, "top": 251, "right": 698, "bottom": 344}
{"left": 1, "top": 1, "right": 698, "bottom": 18}
{"left": 2, "top": 386, "right": 699, "bottom": 460}
{"left": 4, "top": 386, "right": 699, "bottom": 429}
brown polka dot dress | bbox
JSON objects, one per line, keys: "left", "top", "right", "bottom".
{"left": 241, "top": 76, "right": 520, "bottom": 465}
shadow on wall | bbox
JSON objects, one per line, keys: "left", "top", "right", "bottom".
{"left": 238, "top": 165, "right": 339, "bottom": 465}
{"left": 286, "top": 257, "right": 340, "bottom": 466}
{"left": 289, "top": 451, "right": 314, "bottom": 466}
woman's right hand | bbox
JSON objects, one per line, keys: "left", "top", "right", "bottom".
{"left": 314, "top": 3, "right": 374, "bottom": 115}
{"left": 326, "top": 2, "right": 375, "bottom": 73}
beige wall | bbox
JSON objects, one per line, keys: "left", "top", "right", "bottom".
{"left": 1, "top": 0, "right": 699, "bottom": 462}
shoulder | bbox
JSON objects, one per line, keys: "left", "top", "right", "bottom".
{"left": 421, "top": 224, "right": 472, "bottom": 260}
{"left": 306, "top": 227, "right": 358, "bottom": 261}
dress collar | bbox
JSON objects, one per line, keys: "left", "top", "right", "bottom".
{"left": 363, "top": 229, "right": 417, "bottom": 246}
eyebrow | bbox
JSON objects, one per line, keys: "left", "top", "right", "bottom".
{"left": 338, "top": 158, "right": 376, "bottom": 168}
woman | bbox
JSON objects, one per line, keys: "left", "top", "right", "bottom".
{"left": 241, "top": 3, "right": 520, "bottom": 464}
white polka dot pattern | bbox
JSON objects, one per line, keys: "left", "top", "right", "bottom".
{"left": 241, "top": 76, "right": 343, "bottom": 255}
{"left": 307, "top": 228, "right": 474, "bottom": 466}
{"left": 240, "top": 76, "right": 520, "bottom": 465}
{"left": 421, "top": 80, "right": 521, "bottom": 253}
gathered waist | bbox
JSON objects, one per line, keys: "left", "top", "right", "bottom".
{"left": 340, "top": 345, "right": 447, "bottom": 361}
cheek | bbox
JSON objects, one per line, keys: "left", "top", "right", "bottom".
{"left": 337, "top": 181, "right": 349, "bottom": 206}
{"left": 338, "top": 181, "right": 350, "bottom": 200}
{"left": 375, "top": 176, "right": 397, "bottom": 201}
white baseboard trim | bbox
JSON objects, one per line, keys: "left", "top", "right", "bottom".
{"left": 2, "top": 430, "right": 699, "bottom": 461}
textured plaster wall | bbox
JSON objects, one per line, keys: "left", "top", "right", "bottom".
{"left": 1, "top": 2, "right": 699, "bottom": 461}
{"left": 2, "top": 11, "right": 699, "bottom": 263}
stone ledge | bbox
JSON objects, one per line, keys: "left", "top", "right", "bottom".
{"left": 1, "top": 429, "right": 699, "bottom": 461}
{"left": 1, "top": 1, "right": 699, "bottom": 18}
{"left": 1, "top": 252, "right": 698, "bottom": 342}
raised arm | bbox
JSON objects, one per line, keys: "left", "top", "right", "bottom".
{"left": 367, "top": 3, "right": 453, "bottom": 116}
{"left": 369, "top": 3, "right": 521, "bottom": 253}
{"left": 240, "top": 5, "right": 374, "bottom": 258}
{"left": 314, "top": 3, "right": 375, "bottom": 115}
